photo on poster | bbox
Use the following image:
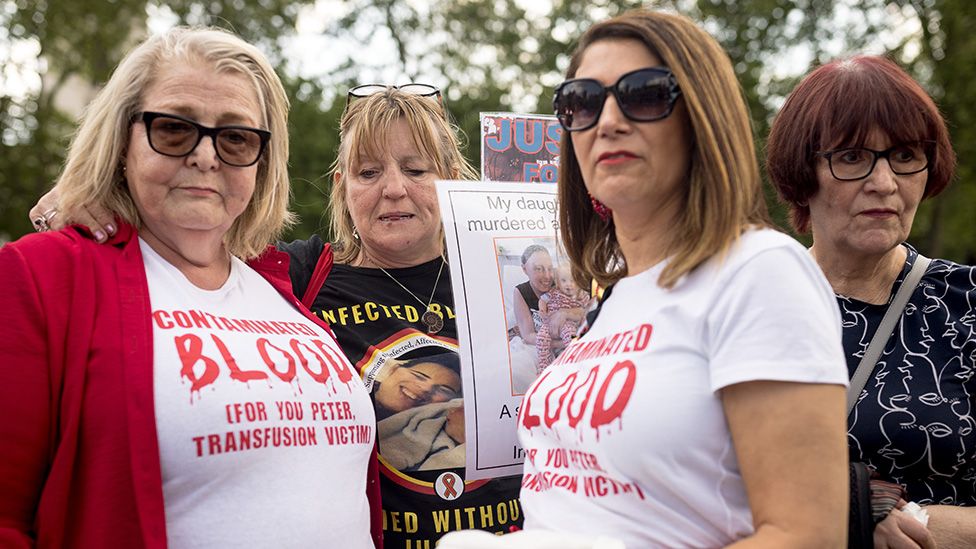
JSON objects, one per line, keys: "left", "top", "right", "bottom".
{"left": 496, "top": 237, "right": 594, "bottom": 394}
{"left": 436, "top": 180, "right": 566, "bottom": 479}
{"left": 372, "top": 350, "right": 466, "bottom": 472}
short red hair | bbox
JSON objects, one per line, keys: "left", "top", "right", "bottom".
{"left": 766, "top": 55, "right": 956, "bottom": 233}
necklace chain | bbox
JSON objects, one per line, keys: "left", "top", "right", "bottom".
{"left": 377, "top": 258, "right": 444, "bottom": 309}
{"left": 375, "top": 258, "right": 447, "bottom": 333}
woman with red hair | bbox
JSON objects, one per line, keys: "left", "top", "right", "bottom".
{"left": 768, "top": 55, "right": 975, "bottom": 548}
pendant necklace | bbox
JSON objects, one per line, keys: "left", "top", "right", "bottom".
{"left": 375, "top": 258, "right": 446, "bottom": 334}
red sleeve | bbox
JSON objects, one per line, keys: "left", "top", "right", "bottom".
{"left": 0, "top": 240, "right": 56, "bottom": 547}
{"left": 367, "top": 442, "right": 383, "bottom": 549}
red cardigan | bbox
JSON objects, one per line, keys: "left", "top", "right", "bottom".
{"left": 0, "top": 223, "right": 382, "bottom": 548}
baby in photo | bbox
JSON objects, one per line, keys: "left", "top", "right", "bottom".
{"left": 535, "top": 263, "right": 591, "bottom": 373}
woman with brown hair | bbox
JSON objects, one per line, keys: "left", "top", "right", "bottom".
{"left": 767, "top": 55, "right": 974, "bottom": 548}
{"left": 515, "top": 9, "right": 850, "bottom": 547}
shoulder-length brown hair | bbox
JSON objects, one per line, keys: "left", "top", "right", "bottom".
{"left": 558, "top": 9, "right": 768, "bottom": 290}
{"left": 55, "top": 26, "right": 293, "bottom": 260}
{"left": 329, "top": 90, "right": 478, "bottom": 264}
{"left": 766, "top": 55, "right": 956, "bottom": 233}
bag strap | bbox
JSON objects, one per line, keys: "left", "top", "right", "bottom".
{"left": 301, "top": 243, "right": 334, "bottom": 309}
{"left": 846, "top": 254, "right": 931, "bottom": 415}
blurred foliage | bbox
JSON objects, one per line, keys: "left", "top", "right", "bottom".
{"left": 0, "top": 0, "right": 315, "bottom": 239}
{"left": 1, "top": 0, "right": 973, "bottom": 262}
{"left": 694, "top": 0, "right": 976, "bottom": 261}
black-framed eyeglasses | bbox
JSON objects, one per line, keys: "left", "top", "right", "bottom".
{"left": 137, "top": 111, "right": 270, "bottom": 168}
{"left": 553, "top": 67, "right": 683, "bottom": 132}
{"left": 346, "top": 83, "right": 442, "bottom": 108}
{"left": 816, "top": 141, "right": 935, "bottom": 181}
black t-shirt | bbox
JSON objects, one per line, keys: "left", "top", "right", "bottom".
{"left": 841, "top": 244, "right": 976, "bottom": 505}
{"left": 516, "top": 281, "right": 541, "bottom": 312}
{"left": 281, "top": 236, "right": 523, "bottom": 547}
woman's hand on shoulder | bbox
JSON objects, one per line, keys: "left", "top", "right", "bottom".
{"left": 29, "top": 187, "right": 116, "bottom": 242}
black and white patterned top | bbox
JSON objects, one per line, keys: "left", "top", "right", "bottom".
{"left": 842, "top": 244, "right": 976, "bottom": 505}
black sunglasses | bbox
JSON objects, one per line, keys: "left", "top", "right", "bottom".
{"left": 553, "top": 67, "right": 683, "bottom": 132}
{"left": 137, "top": 111, "right": 270, "bottom": 168}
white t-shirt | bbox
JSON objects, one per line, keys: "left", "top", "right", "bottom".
{"left": 143, "top": 240, "right": 375, "bottom": 548}
{"left": 517, "top": 229, "right": 847, "bottom": 548}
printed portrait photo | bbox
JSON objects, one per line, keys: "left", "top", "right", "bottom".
{"left": 373, "top": 351, "right": 466, "bottom": 472}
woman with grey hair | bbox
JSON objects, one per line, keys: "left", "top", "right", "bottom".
{"left": 1, "top": 27, "right": 379, "bottom": 548}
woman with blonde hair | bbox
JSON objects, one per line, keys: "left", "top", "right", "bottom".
{"left": 515, "top": 9, "right": 850, "bottom": 547}
{"left": 3, "top": 27, "right": 379, "bottom": 547}
{"left": 280, "top": 88, "right": 524, "bottom": 547}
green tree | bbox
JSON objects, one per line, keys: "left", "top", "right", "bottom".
{"left": 4, "top": 0, "right": 974, "bottom": 261}
{"left": 904, "top": 0, "right": 976, "bottom": 263}
{"left": 695, "top": 0, "right": 976, "bottom": 261}
{"left": 0, "top": 0, "right": 315, "bottom": 240}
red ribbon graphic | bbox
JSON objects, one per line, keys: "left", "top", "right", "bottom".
{"left": 441, "top": 474, "right": 459, "bottom": 498}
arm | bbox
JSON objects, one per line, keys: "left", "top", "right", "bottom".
{"left": 0, "top": 243, "right": 55, "bottom": 547}
{"left": 548, "top": 307, "right": 584, "bottom": 331}
{"left": 28, "top": 186, "right": 116, "bottom": 242}
{"left": 702, "top": 239, "right": 851, "bottom": 547}
{"left": 539, "top": 295, "right": 549, "bottom": 317}
{"left": 722, "top": 381, "right": 849, "bottom": 548}
{"left": 513, "top": 286, "right": 538, "bottom": 345}
{"left": 922, "top": 504, "right": 976, "bottom": 548}
{"left": 546, "top": 307, "right": 585, "bottom": 353}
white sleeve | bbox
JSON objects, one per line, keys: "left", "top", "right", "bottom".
{"left": 705, "top": 243, "right": 849, "bottom": 391}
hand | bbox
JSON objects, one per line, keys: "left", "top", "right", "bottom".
{"left": 874, "top": 508, "right": 936, "bottom": 549}
{"left": 28, "top": 187, "right": 116, "bottom": 242}
{"left": 547, "top": 309, "right": 568, "bottom": 334}
{"left": 444, "top": 406, "right": 465, "bottom": 444}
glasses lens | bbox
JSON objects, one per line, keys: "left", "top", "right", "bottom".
{"left": 348, "top": 84, "right": 388, "bottom": 98}
{"left": 829, "top": 149, "right": 874, "bottom": 180}
{"left": 617, "top": 70, "right": 674, "bottom": 121}
{"left": 555, "top": 80, "right": 605, "bottom": 131}
{"left": 889, "top": 143, "right": 929, "bottom": 174}
{"left": 148, "top": 116, "right": 199, "bottom": 156}
{"left": 398, "top": 83, "right": 439, "bottom": 97}
{"left": 216, "top": 128, "right": 265, "bottom": 166}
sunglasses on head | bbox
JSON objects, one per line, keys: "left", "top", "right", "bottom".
{"left": 346, "top": 83, "right": 441, "bottom": 108}
{"left": 553, "top": 67, "right": 683, "bottom": 132}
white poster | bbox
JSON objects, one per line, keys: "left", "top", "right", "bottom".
{"left": 436, "top": 180, "right": 565, "bottom": 480}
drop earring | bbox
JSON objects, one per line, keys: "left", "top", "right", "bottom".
{"left": 589, "top": 194, "right": 612, "bottom": 222}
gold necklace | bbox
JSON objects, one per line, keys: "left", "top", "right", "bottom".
{"left": 375, "top": 258, "right": 446, "bottom": 334}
